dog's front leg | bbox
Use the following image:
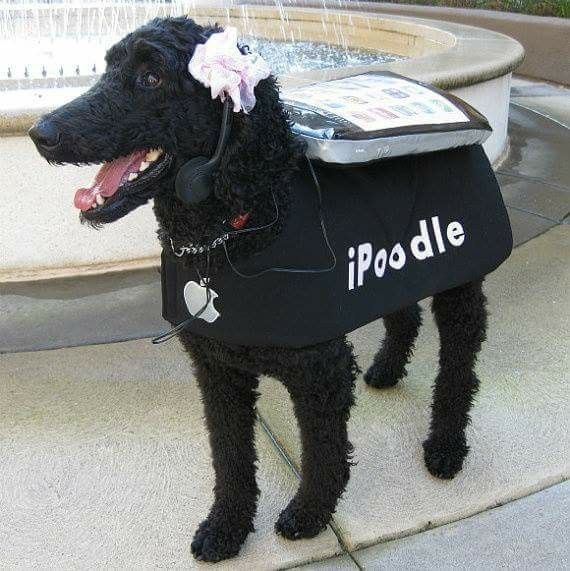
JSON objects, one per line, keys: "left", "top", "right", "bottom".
{"left": 191, "top": 357, "right": 260, "bottom": 563}
{"left": 275, "top": 339, "right": 357, "bottom": 540}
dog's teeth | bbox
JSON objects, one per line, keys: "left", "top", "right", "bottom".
{"left": 139, "top": 161, "right": 150, "bottom": 172}
{"left": 128, "top": 172, "right": 138, "bottom": 181}
{"left": 96, "top": 194, "right": 105, "bottom": 206}
{"left": 91, "top": 203, "right": 97, "bottom": 209}
{"left": 145, "top": 149, "right": 161, "bottom": 162}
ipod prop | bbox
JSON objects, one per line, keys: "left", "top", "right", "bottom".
{"left": 282, "top": 71, "right": 491, "bottom": 165}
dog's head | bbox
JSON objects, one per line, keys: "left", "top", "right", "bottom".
{"left": 29, "top": 17, "right": 300, "bottom": 226}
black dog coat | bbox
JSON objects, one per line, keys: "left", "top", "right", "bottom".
{"left": 162, "top": 145, "right": 512, "bottom": 347}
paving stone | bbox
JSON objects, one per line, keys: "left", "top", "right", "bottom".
{"left": 501, "top": 105, "right": 570, "bottom": 191}
{"left": 498, "top": 173, "right": 570, "bottom": 222}
{"left": 506, "top": 206, "right": 557, "bottom": 247}
{"left": 0, "top": 340, "right": 342, "bottom": 568}
{"left": 513, "top": 96, "right": 570, "bottom": 130}
{"left": 294, "top": 554, "right": 359, "bottom": 570}
{"left": 510, "top": 81, "right": 570, "bottom": 99}
{"left": 257, "top": 226, "right": 570, "bottom": 551}
{"left": 353, "top": 481, "right": 569, "bottom": 570}
{"left": 509, "top": 76, "right": 539, "bottom": 91}
{"left": 0, "top": 267, "right": 166, "bottom": 353}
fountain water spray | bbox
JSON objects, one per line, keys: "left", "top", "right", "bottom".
{"left": 0, "top": 0, "right": 399, "bottom": 89}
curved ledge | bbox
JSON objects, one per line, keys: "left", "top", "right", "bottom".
{"left": 312, "top": 0, "right": 568, "bottom": 86}
{"left": 193, "top": 5, "right": 524, "bottom": 91}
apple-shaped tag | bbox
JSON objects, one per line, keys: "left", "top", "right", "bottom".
{"left": 183, "top": 281, "right": 221, "bottom": 323}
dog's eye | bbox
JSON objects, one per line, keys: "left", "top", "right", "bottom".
{"left": 139, "top": 71, "right": 162, "bottom": 89}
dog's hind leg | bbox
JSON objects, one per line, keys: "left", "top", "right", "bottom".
{"left": 189, "top": 354, "right": 260, "bottom": 562}
{"left": 423, "top": 280, "right": 487, "bottom": 479}
{"left": 274, "top": 338, "right": 357, "bottom": 540}
{"left": 364, "top": 303, "right": 423, "bottom": 388}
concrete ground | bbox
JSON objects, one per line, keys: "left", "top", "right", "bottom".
{"left": 0, "top": 78, "right": 568, "bottom": 568}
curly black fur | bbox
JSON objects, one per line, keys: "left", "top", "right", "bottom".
{"left": 364, "top": 303, "right": 423, "bottom": 388}
{"left": 30, "top": 17, "right": 489, "bottom": 563}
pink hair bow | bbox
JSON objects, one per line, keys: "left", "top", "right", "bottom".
{"left": 188, "top": 27, "right": 271, "bottom": 114}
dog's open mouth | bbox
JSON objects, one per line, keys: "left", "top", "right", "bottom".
{"left": 76, "top": 148, "right": 172, "bottom": 222}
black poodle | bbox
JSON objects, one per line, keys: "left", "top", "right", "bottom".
{"left": 30, "top": 18, "right": 488, "bottom": 563}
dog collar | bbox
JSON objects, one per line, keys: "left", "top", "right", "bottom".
{"left": 170, "top": 211, "right": 251, "bottom": 257}
{"left": 170, "top": 234, "right": 229, "bottom": 257}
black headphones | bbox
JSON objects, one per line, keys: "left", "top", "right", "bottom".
{"left": 175, "top": 99, "right": 233, "bottom": 205}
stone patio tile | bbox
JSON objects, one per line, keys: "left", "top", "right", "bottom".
{"left": 513, "top": 96, "right": 570, "bottom": 130}
{"left": 498, "top": 174, "right": 570, "bottom": 222}
{"left": 509, "top": 76, "right": 537, "bottom": 90}
{"left": 0, "top": 340, "right": 341, "bottom": 569}
{"left": 510, "top": 79, "right": 569, "bottom": 99}
{"left": 257, "top": 226, "right": 570, "bottom": 551}
{"left": 294, "top": 554, "right": 359, "bottom": 570}
{"left": 353, "top": 481, "right": 569, "bottom": 570}
{"left": 500, "top": 105, "right": 570, "bottom": 190}
{"left": 506, "top": 206, "right": 557, "bottom": 247}
{"left": 0, "top": 267, "right": 166, "bottom": 353}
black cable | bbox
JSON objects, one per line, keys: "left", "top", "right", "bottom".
{"left": 151, "top": 293, "right": 210, "bottom": 344}
{"left": 211, "top": 100, "right": 233, "bottom": 164}
{"left": 222, "top": 157, "right": 337, "bottom": 278}
{"left": 224, "top": 191, "right": 280, "bottom": 238}
{"left": 152, "top": 250, "right": 213, "bottom": 344}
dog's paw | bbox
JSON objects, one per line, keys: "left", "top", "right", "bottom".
{"left": 275, "top": 499, "right": 329, "bottom": 540}
{"left": 364, "top": 359, "right": 402, "bottom": 389}
{"left": 423, "top": 436, "right": 468, "bottom": 480}
{"left": 191, "top": 516, "right": 252, "bottom": 563}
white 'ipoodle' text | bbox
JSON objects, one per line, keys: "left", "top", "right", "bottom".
{"left": 348, "top": 216, "right": 465, "bottom": 291}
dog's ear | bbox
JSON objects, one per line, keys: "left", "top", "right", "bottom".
{"left": 213, "top": 76, "right": 304, "bottom": 211}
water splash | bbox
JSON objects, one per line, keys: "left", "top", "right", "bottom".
{"left": 0, "top": 1, "right": 201, "bottom": 83}
{"left": 0, "top": 1, "right": 400, "bottom": 87}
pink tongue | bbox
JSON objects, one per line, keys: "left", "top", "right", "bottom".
{"left": 74, "top": 150, "right": 147, "bottom": 211}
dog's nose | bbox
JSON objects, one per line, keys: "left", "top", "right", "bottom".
{"left": 29, "top": 120, "right": 61, "bottom": 150}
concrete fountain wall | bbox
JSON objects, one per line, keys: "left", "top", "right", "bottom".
{"left": 0, "top": 4, "right": 524, "bottom": 282}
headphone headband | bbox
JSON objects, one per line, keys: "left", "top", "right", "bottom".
{"left": 175, "top": 99, "right": 233, "bottom": 205}
{"left": 211, "top": 99, "right": 233, "bottom": 163}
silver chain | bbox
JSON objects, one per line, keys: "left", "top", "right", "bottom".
{"left": 170, "top": 233, "right": 230, "bottom": 258}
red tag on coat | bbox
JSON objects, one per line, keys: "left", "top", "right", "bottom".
{"left": 228, "top": 212, "right": 251, "bottom": 230}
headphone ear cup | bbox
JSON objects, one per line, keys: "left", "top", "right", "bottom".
{"left": 175, "top": 156, "right": 214, "bottom": 205}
